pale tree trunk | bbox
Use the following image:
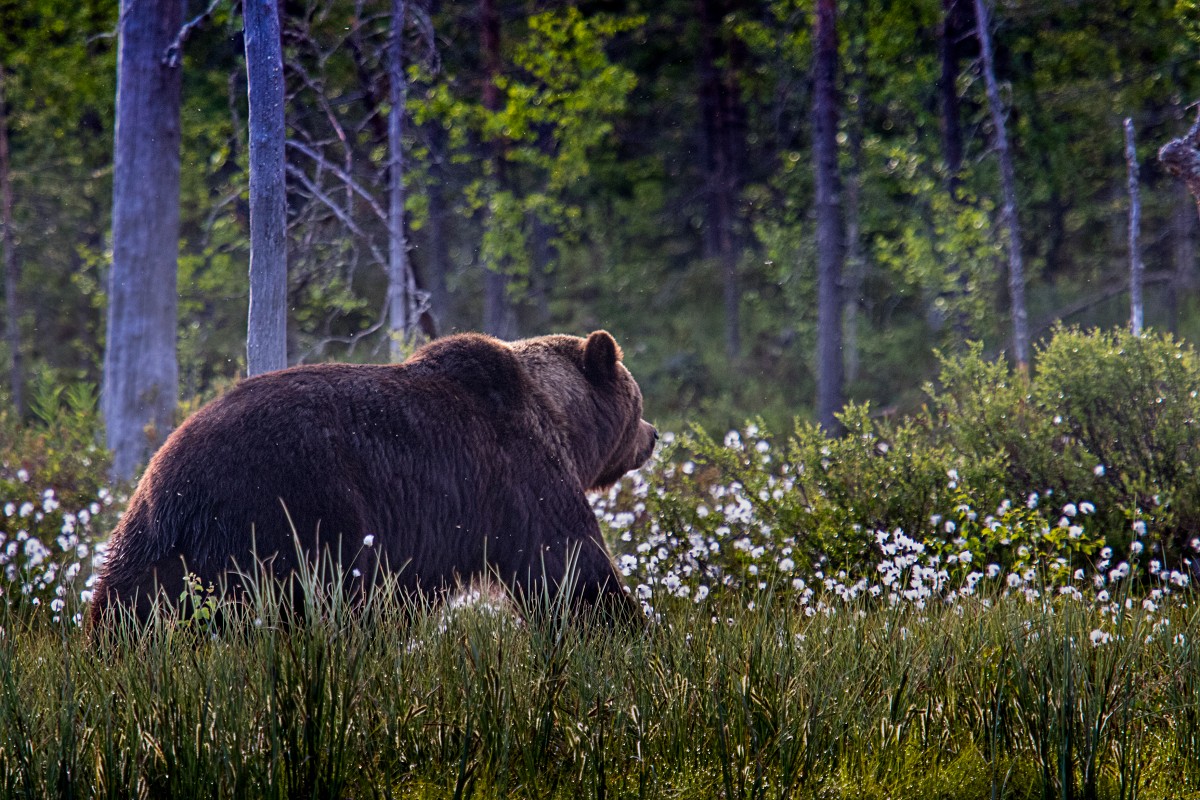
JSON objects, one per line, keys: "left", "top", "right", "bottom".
{"left": 244, "top": 0, "right": 288, "bottom": 375}
{"left": 0, "top": 67, "right": 21, "bottom": 417}
{"left": 388, "top": 0, "right": 416, "bottom": 359}
{"left": 813, "top": 0, "right": 844, "bottom": 433}
{"left": 103, "top": 0, "right": 183, "bottom": 481}
{"left": 1124, "top": 118, "right": 1144, "bottom": 335}
{"left": 480, "top": 0, "right": 516, "bottom": 339}
{"left": 974, "top": 0, "right": 1029, "bottom": 372}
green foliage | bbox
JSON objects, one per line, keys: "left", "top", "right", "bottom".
{"left": 0, "top": 376, "right": 116, "bottom": 619}
{"left": 601, "top": 328, "right": 1195, "bottom": 610}
{"left": 938, "top": 327, "right": 1200, "bottom": 565}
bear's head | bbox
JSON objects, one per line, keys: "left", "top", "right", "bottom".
{"left": 513, "top": 330, "right": 657, "bottom": 491}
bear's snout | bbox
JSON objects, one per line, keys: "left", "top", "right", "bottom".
{"left": 636, "top": 420, "right": 658, "bottom": 465}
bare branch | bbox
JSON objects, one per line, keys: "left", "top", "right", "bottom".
{"left": 286, "top": 138, "right": 388, "bottom": 224}
{"left": 285, "top": 163, "right": 387, "bottom": 266}
{"left": 163, "top": 0, "right": 224, "bottom": 67}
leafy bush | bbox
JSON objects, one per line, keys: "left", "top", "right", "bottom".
{"left": 599, "top": 327, "right": 1198, "bottom": 611}
{"left": 935, "top": 327, "right": 1200, "bottom": 568}
{"left": 0, "top": 380, "right": 117, "bottom": 621}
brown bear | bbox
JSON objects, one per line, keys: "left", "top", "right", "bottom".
{"left": 89, "top": 330, "right": 657, "bottom": 627}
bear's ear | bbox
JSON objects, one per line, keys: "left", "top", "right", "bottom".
{"left": 583, "top": 330, "right": 622, "bottom": 384}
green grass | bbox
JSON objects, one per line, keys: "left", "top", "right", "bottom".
{"left": 3, "top": 575, "right": 1200, "bottom": 799}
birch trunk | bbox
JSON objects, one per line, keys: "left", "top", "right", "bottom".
{"left": 1125, "top": 118, "right": 1144, "bottom": 336}
{"left": 103, "top": 0, "right": 183, "bottom": 480}
{"left": 244, "top": 0, "right": 289, "bottom": 375}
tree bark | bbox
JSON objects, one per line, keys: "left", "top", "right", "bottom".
{"left": 1124, "top": 118, "right": 1144, "bottom": 336}
{"left": 244, "top": 0, "right": 289, "bottom": 375}
{"left": 938, "top": 0, "right": 966, "bottom": 185}
{"left": 424, "top": 121, "right": 451, "bottom": 333}
{"left": 1168, "top": 182, "right": 1196, "bottom": 334}
{"left": 974, "top": 0, "right": 1029, "bottom": 372}
{"left": 103, "top": 0, "right": 183, "bottom": 480}
{"left": 480, "top": 0, "right": 516, "bottom": 339}
{"left": 0, "top": 67, "right": 22, "bottom": 417}
{"left": 813, "top": 0, "right": 844, "bottom": 433}
{"left": 387, "top": 0, "right": 416, "bottom": 359}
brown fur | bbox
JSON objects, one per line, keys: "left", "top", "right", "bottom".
{"left": 90, "top": 331, "right": 657, "bottom": 627}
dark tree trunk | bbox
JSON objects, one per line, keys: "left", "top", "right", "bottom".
{"left": 938, "top": 0, "right": 966, "bottom": 185}
{"left": 388, "top": 0, "right": 416, "bottom": 358}
{"left": 1168, "top": 182, "right": 1196, "bottom": 334}
{"left": 103, "top": 0, "right": 183, "bottom": 480}
{"left": 1124, "top": 118, "right": 1144, "bottom": 335}
{"left": 480, "top": 0, "right": 516, "bottom": 339}
{"left": 974, "top": 0, "right": 1029, "bottom": 372}
{"left": 696, "top": 0, "right": 744, "bottom": 359}
{"left": 0, "top": 67, "right": 21, "bottom": 417}
{"left": 244, "top": 0, "right": 288, "bottom": 375}
{"left": 813, "top": 0, "right": 844, "bottom": 433}
{"left": 424, "top": 122, "right": 451, "bottom": 333}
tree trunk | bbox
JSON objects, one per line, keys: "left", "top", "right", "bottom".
{"left": 695, "top": 0, "right": 742, "bottom": 359}
{"left": 813, "top": 0, "right": 844, "bottom": 433}
{"left": 1124, "top": 118, "right": 1144, "bottom": 336}
{"left": 1168, "top": 181, "right": 1196, "bottom": 334}
{"left": 0, "top": 67, "right": 21, "bottom": 417}
{"left": 424, "top": 122, "right": 451, "bottom": 333}
{"left": 938, "top": 0, "right": 966, "bottom": 185}
{"left": 244, "top": 0, "right": 289, "bottom": 375}
{"left": 480, "top": 0, "right": 516, "bottom": 339}
{"left": 387, "top": 0, "right": 415, "bottom": 359}
{"left": 974, "top": 0, "right": 1029, "bottom": 372}
{"left": 103, "top": 0, "right": 183, "bottom": 480}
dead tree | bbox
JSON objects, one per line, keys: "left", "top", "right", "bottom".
{"left": 1125, "top": 118, "right": 1144, "bottom": 335}
{"left": 244, "top": 0, "right": 289, "bottom": 375}
{"left": 973, "top": 0, "right": 1029, "bottom": 372}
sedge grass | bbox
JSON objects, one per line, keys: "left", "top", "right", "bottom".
{"left": 1, "top": 564, "right": 1199, "bottom": 799}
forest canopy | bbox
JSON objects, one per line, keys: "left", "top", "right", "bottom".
{"left": 1, "top": 0, "right": 1198, "bottom": 438}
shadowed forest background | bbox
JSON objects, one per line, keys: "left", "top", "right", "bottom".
{"left": 3, "top": 0, "right": 1200, "bottom": 451}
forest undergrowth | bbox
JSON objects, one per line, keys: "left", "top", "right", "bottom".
{"left": 3, "top": 326, "right": 1200, "bottom": 797}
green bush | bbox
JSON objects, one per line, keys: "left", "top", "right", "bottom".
{"left": 600, "top": 327, "right": 1196, "bottom": 610}
{"left": 0, "top": 380, "right": 117, "bottom": 621}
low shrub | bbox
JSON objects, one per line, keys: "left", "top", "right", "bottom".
{"left": 0, "top": 380, "right": 117, "bottom": 622}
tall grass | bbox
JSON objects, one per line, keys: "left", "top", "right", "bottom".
{"left": 0, "top": 567, "right": 1198, "bottom": 799}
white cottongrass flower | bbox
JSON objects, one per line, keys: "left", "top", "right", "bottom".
{"left": 15, "top": 469, "right": 28, "bottom": 482}
{"left": 362, "top": 534, "right": 375, "bottom": 547}
{"left": 1094, "top": 464, "right": 1106, "bottom": 476}
{"left": 778, "top": 557, "right": 795, "bottom": 573}
{"left": 1080, "top": 502, "right": 1095, "bottom": 515}
{"left": 1090, "top": 628, "right": 1112, "bottom": 646}
{"left": 1062, "top": 503, "right": 1077, "bottom": 517}
{"left": 1130, "top": 541, "right": 1144, "bottom": 556}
